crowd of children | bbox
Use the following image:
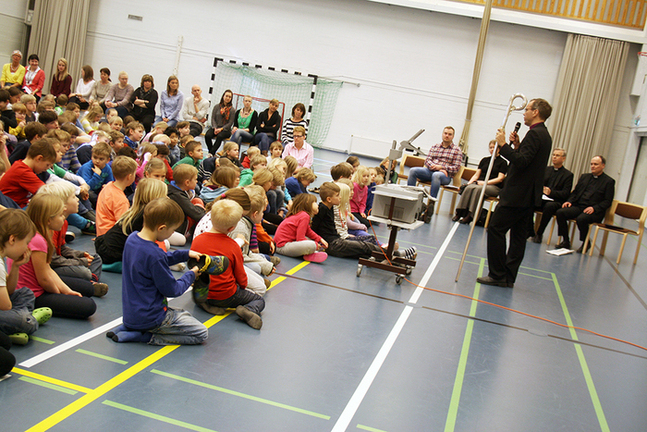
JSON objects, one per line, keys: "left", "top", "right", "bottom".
{"left": 0, "top": 88, "right": 415, "bottom": 378}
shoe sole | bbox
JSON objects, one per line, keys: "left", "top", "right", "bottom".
{"left": 235, "top": 306, "right": 262, "bottom": 330}
{"left": 93, "top": 283, "right": 109, "bottom": 297}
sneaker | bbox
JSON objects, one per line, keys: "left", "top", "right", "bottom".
{"left": 81, "top": 221, "right": 96, "bottom": 236}
{"left": 396, "top": 246, "right": 417, "bottom": 260}
{"left": 32, "top": 307, "right": 52, "bottom": 325}
{"left": 192, "top": 274, "right": 211, "bottom": 304}
{"left": 169, "top": 263, "right": 186, "bottom": 272}
{"left": 264, "top": 278, "right": 271, "bottom": 289}
{"left": 9, "top": 333, "right": 29, "bottom": 346}
{"left": 93, "top": 282, "right": 109, "bottom": 297}
{"left": 188, "top": 255, "right": 229, "bottom": 275}
{"left": 65, "top": 231, "right": 75, "bottom": 243}
{"left": 83, "top": 211, "right": 96, "bottom": 222}
{"left": 269, "top": 256, "right": 281, "bottom": 266}
{"left": 235, "top": 305, "right": 262, "bottom": 330}
{"left": 303, "top": 252, "right": 328, "bottom": 263}
{"left": 308, "top": 187, "right": 321, "bottom": 194}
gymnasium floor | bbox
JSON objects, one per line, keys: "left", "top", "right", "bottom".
{"left": 1, "top": 148, "right": 646, "bottom": 432}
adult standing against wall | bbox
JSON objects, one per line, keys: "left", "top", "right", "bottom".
{"left": 69, "top": 65, "right": 95, "bottom": 110}
{"left": 50, "top": 58, "right": 72, "bottom": 97}
{"left": 204, "top": 89, "right": 234, "bottom": 154}
{"left": 130, "top": 74, "right": 158, "bottom": 133}
{"left": 181, "top": 85, "right": 210, "bottom": 137}
{"left": 281, "top": 102, "right": 308, "bottom": 147}
{"left": 477, "top": 98, "right": 553, "bottom": 288}
{"left": 104, "top": 71, "right": 134, "bottom": 119}
{"left": 254, "top": 99, "right": 282, "bottom": 156}
{"left": 155, "top": 76, "right": 183, "bottom": 127}
{"left": 91, "top": 68, "right": 112, "bottom": 106}
{"left": 230, "top": 95, "right": 257, "bottom": 147}
{"left": 1, "top": 50, "right": 26, "bottom": 89}
{"left": 22, "top": 54, "right": 45, "bottom": 101}
{"left": 282, "top": 126, "right": 313, "bottom": 172}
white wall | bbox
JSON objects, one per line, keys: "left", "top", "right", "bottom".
{"left": 82, "top": 0, "right": 566, "bottom": 164}
{"left": 0, "top": 1, "right": 29, "bottom": 61}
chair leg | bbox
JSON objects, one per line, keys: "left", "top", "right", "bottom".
{"left": 435, "top": 189, "right": 444, "bottom": 215}
{"left": 449, "top": 194, "right": 457, "bottom": 216}
{"left": 600, "top": 231, "right": 609, "bottom": 256}
{"left": 634, "top": 232, "right": 643, "bottom": 265}
{"left": 484, "top": 201, "right": 495, "bottom": 228}
{"left": 589, "top": 227, "right": 600, "bottom": 257}
{"left": 617, "top": 234, "right": 629, "bottom": 264}
{"left": 546, "top": 216, "right": 556, "bottom": 246}
{"left": 583, "top": 230, "right": 591, "bottom": 256}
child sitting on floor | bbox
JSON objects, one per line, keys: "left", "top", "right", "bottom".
{"left": 274, "top": 193, "right": 328, "bottom": 263}
{"left": 0, "top": 210, "right": 52, "bottom": 345}
{"left": 96, "top": 156, "right": 137, "bottom": 236}
{"left": 285, "top": 167, "right": 315, "bottom": 198}
{"left": 199, "top": 165, "right": 239, "bottom": 204}
{"left": 191, "top": 199, "right": 264, "bottom": 329}
{"left": 350, "top": 165, "right": 371, "bottom": 227}
{"left": 106, "top": 197, "right": 217, "bottom": 345}
{"left": 77, "top": 142, "right": 114, "bottom": 207}
{"left": 239, "top": 154, "right": 267, "bottom": 187}
{"left": 241, "top": 145, "right": 261, "bottom": 169}
{"left": 167, "top": 164, "right": 205, "bottom": 244}
{"left": 218, "top": 141, "right": 242, "bottom": 169}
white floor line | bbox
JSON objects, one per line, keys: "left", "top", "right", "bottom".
{"left": 20, "top": 317, "right": 123, "bottom": 368}
{"left": 331, "top": 222, "right": 459, "bottom": 432}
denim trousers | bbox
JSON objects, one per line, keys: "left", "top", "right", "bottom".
{"left": 407, "top": 167, "right": 450, "bottom": 198}
{"left": 0, "top": 287, "right": 38, "bottom": 335}
{"left": 148, "top": 307, "right": 208, "bottom": 345}
{"left": 206, "top": 287, "right": 265, "bottom": 315}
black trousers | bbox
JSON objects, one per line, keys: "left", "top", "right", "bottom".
{"left": 486, "top": 205, "right": 533, "bottom": 283}
{"left": 555, "top": 205, "right": 604, "bottom": 243}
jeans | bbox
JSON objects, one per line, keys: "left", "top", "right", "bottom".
{"left": 407, "top": 167, "right": 450, "bottom": 198}
{"left": 0, "top": 288, "right": 38, "bottom": 335}
{"left": 231, "top": 130, "right": 254, "bottom": 146}
{"left": 67, "top": 212, "right": 89, "bottom": 230}
{"left": 266, "top": 189, "right": 285, "bottom": 214}
{"left": 154, "top": 116, "right": 178, "bottom": 128}
{"left": 148, "top": 307, "right": 208, "bottom": 345}
{"left": 52, "top": 252, "right": 102, "bottom": 282}
{"left": 206, "top": 286, "right": 265, "bottom": 315}
{"left": 254, "top": 133, "right": 275, "bottom": 152}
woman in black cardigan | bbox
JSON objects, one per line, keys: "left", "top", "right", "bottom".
{"left": 253, "top": 99, "right": 281, "bottom": 156}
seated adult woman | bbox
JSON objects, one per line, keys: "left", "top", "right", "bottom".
{"left": 180, "top": 84, "right": 209, "bottom": 137}
{"left": 91, "top": 67, "right": 112, "bottom": 105}
{"left": 204, "top": 89, "right": 234, "bottom": 154}
{"left": 231, "top": 95, "right": 257, "bottom": 147}
{"left": 21, "top": 54, "right": 45, "bottom": 101}
{"left": 155, "top": 75, "right": 183, "bottom": 127}
{"left": 69, "top": 65, "right": 95, "bottom": 110}
{"left": 453, "top": 140, "right": 508, "bottom": 224}
{"left": 281, "top": 102, "right": 308, "bottom": 147}
{"left": 104, "top": 71, "right": 134, "bottom": 119}
{"left": 130, "top": 74, "right": 158, "bottom": 133}
{"left": 50, "top": 58, "right": 72, "bottom": 97}
{"left": 1, "top": 50, "right": 26, "bottom": 89}
{"left": 254, "top": 99, "right": 281, "bottom": 156}
{"left": 282, "top": 126, "right": 313, "bottom": 172}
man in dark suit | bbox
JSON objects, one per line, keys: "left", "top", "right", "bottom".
{"left": 477, "top": 98, "right": 552, "bottom": 288}
{"left": 530, "top": 148, "right": 574, "bottom": 242}
{"left": 554, "top": 155, "right": 615, "bottom": 253}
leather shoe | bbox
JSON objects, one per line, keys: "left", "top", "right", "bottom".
{"left": 555, "top": 240, "right": 571, "bottom": 249}
{"left": 476, "top": 276, "right": 512, "bottom": 288}
{"left": 531, "top": 234, "right": 542, "bottom": 244}
{"left": 577, "top": 243, "right": 590, "bottom": 254}
{"left": 452, "top": 213, "right": 462, "bottom": 222}
{"left": 459, "top": 213, "right": 473, "bottom": 224}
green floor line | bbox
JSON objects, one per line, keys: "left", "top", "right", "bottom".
{"left": 516, "top": 271, "right": 554, "bottom": 281}
{"left": 444, "top": 258, "right": 484, "bottom": 432}
{"left": 102, "top": 400, "right": 216, "bottom": 432}
{"left": 151, "top": 369, "right": 330, "bottom": 420}
{"left": 30, "top": 336, "right": 55, "bottom": 344}
{"left": 357, "top": 424, "right": 388, "bottom": 432}
{"left": 551, "top": 273, "right": 609, "bottom": 432}
{"left": 19, "top": 376, "right": 78, "bottom": 395}
{"left": 446, "top": 256, "right": 481, "bottom": 266}
{"left": 75, "top": 349, "right": 128, "bottom": 365}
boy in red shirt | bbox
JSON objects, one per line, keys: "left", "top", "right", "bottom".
{"left": 0, "top": 138, "right": 56, "bottom": 207}
{"left": 191, "top": 199, "right": 264, "bottom": 329}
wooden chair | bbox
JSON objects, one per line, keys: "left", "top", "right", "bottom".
{"left": 545, "top": 216, "right": 578, "bottom": 246}
{"left": 396, "top": 154, "right": 426, "bottom": 184}
{"left": 435, "top": 167, "right": 472, "bottom": 215}
{"left": 583, "top": 200, "right": 647, "bottom": 264}
{"left": 483, "top": 196, "right": 499, "bottom": 228}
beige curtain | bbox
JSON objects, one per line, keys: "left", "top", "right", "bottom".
{"left": 551, "top": 34, "right": 629, "bottom": 180}
{"left": 27, "top": 0, "right": 90, "bottom": 94}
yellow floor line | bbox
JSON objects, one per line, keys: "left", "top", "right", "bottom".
{"left": 11, "top": 367, "right": 92, "bottom": 394}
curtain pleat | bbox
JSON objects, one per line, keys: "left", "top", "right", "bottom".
{"left": 551, "top": 34, "right": 629, "bottom": 180}
{"left": 27, "top": 0, "right": 90, "bottom": 92}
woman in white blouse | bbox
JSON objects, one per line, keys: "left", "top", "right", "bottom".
{"left": 69, "top": 65, "right": 95, "bottom": 110}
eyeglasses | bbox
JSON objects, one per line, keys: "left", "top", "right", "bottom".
{"left": 294, "top": 135, "right": 304, "bottom": 138}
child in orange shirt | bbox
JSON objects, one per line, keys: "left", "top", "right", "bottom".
{"left": 95, "top": 156, "right": 138, "bottom": 236}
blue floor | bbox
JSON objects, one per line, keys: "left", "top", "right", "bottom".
{"left": 2, "top": 148, "right": 647, "bottom": 432}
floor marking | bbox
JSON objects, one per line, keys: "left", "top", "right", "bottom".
{"left": 24, "top": 261, "right": 310, "bottom": 432}
{"left": 20, "top": 317, "right": 123, "bottom": 368}
{"left": 75, "top": 348, "right": 129, "bottom": 365}
{"left": 444, "top": 258, "right": 484, "bottom": 432}
{"left": 151, "top": 369, "right": 330, "bottom": 419}
{"left": 285, "top": 260, "right": 310, "bottom": 275}
{"left": 356, "top": 424, "right": 388, "bottom": 432}
{"left": 26, "top": 345, "right": 180, "bottom": 432}
{"left": 19, "top": 376, "right": 79, "bottom": 395}
{"left": 11, "top": 367, "right": 92, "bottom": 393}
{"left": 30, "top": 336, "right": 55, "bottom": 344}
{"left": 551, "top": 273, "right": 610, "bottom": 432}
{"left": 102, "top": 400, "right": 217, "bottom": 432}
{"left": 331, "top": 223, "right": 459, "bottom": 432}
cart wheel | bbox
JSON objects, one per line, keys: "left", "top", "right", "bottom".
{"left": 405, "top": 267, "right": 412, "bottom": 275}
{"left": 395, "top": 275, "right": 403, "bottom": 285}
{"left": 356, "top": 264, "right": 363, "bottom": 277}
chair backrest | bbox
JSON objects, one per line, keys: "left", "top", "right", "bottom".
{"left": 461, "top": 167, "right": 477, "bottom": 182}
{"left": 397, "top": 155, "right": 427, "bottom": 183}
{"left": 615, "top": 201, "right": 646, "bottom": 221}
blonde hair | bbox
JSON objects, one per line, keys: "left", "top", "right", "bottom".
{"left": 144, "top": 158, "right": 166, "bottom": 177}
{"left": 92, "top": 142, "right": 111, "bottom": 159}
{"left": 252, "top": 168, "right": 273, "bottom": 186}
{"left": 173, "top": 164, "right": 198, "bottom": 184}
{"left": 138, "top": 143, "right": 158, "bottom": 163}
{"left": 249, "top": 155, "right": 267, "bottom": 169}
{"left": 295, "top": 168, "right": 316, "bottom": 183}
{"left": 268, "top": 166, "right": 285, "bottom": 186}
{"left": 335, "top": 180, "right": 352, "bottom": 219}
{"left": 26, "top": 193, "right": 65, "bottom": 262}
{"left": 56, "top": 58, "right": 69, "bottom": 80}
{"left": 38, "top": 181, "right": 75, "bottom": 204}
{"left": 119, "top": 178, "right": 167, "bottom": 235}
{"left": 222, "top": 141, "right": 238, "bottom": 154}
{"left": 246, "top": 146, "right": 261, "bottom": 159}
{"left": 352, "top": 165, "right": 370, "bottom": 186}
{"left": 210, "top": 199, "right": 243, "bottom": 233}
{"left": 83, "top": 105, "right": 104, "bottom": 123}
{"left": 112, "top": 155, "right": 138, "bottom": 180}
{"left": 284, "top": 155, "right": 298, "bottom": 176}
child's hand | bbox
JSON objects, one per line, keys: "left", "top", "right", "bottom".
{"left": 84, "top": 252, "right": 93, "bottom": 264}
{"left": 360, "top": 224, "right": 367, "bottom": 231}
{"left": 13, "top": 249, "right": 31, "bottom": 266}
{"left": 319, "top": 239, "right": 328, "bottom": 249}
{"left": 92, "top": 165, "right": 101, "bottom": 175}
{"left": 62, "top": 287, "right": 82, "bottom": 297}
{"left": 236, "top": 234, "right": 249, "bottom": 245}
{"left": 188, "top": 250, "right": 202, "bottom": 260}
{"left": 361, "top": 213, "right": 367, "bottom": 218}
{"left": 191, "top": 266, "right": 201, "bottom": 277}
{"left": 269, "top": 242, "right": 276, "bottom": 254}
